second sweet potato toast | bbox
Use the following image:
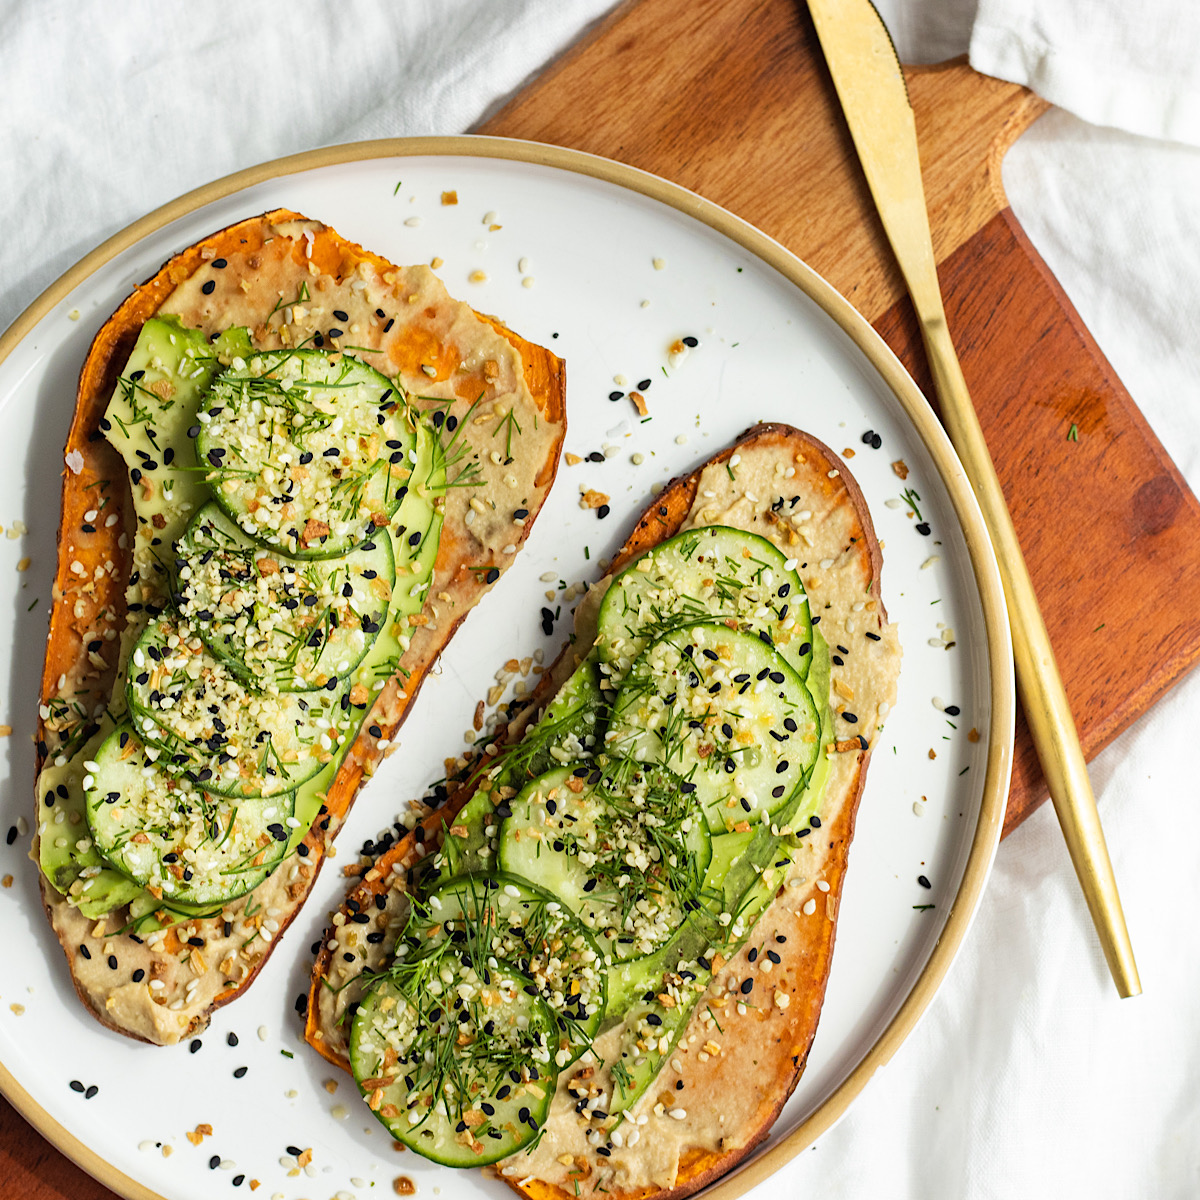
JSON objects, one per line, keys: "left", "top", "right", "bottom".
{"left": 34, "top": 211, "right": 565, "bottom": 1045}
{"left": 307, "top": 423, "right": 900, "bottom": 1197}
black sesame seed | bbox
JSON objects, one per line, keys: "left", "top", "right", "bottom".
{"left": 740, "top": 978, "right": 754, "bottom": 994}
{"left": 916, "top": 522, "right": 931, "bottom": 536}
{"left": 233, "top": 1174, "right": 245, "bottom": 1186}
{"left": 69, "top": 1080, "right": 85, "bottom": 1093}
{"left": 637, "top": 378, "right": 652, "bottom": 390}
{"left": 587, "top": 451, "right": 604, "bottom": 463}
{"left": 748, "top": 947, "right": 758, "bottom": 962}
{"left": 682, "top": 336, "right": 699, "bottom": 347}
{"left": 209, "top": 1155, "right": 221, "bottom": 1169}
{"left": 132, "top": 968, "right": 145, "bottom": 983}
{"left": 201, "top": 279, "right": 216, "bottom": 295}
{"left": 768, "top": 950, "right": 781, "bottom": 964}
{"left": 608, "top": 390, "right": 623, "bottom": 402}
{"left": 107, "top": 954, "right": 118, "bottom": 970}
{"left": 485, "top": 567, "right": 499, "bottom": 584}
{"left": 233, "top": 1066, "right": 247, "bottom": 1079}
{"left": 842, "top": 712, "right": 858, "bottom": 724}
{"left": 190, "top": 1038, "right": 201, "bottom": 1053}
{"left": 227, "top": 1031, "right": 239, "bottom": 1047}
{"left": 945, "top": 704, "right": 961, "bottom": 717}
{"left": 84, "top": 1085, "right": 98, "bottom": 1099}
{"left": 79, "top": 944, "right": 91, "bottom": 960}
{"left": 918, "top": 875, "right": 932, "bottom": 889}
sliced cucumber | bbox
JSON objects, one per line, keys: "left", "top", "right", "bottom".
{"left": 498, "top": 763, "right": 710, "bottom": 962}
{"left": 608, "top": 624, "right": 819, "bottom": 833}
{"left": 101, "top": 316, "right": 220, "bottom": 552}
{"left": 597, "top": 525, "right": 813, "bottom": 682}
{"left": 174, "top": 501, "right": 394, "bottom": 691}
{"left": 84, "top": 723, "right": 293, "bottom": 906}
{"left": 350, "top": 963, "right": 557, "bottom": 1165}
{"left": 411, "top": 874, "right": 606, "bottom": 1067}
{"left": 36, "top": 718, "right": 145, "bottom": 916}
{"left": 488, "top": 656, "right": 605, "bottom": 797}
{"left": 126, "top": 614, "right": 353, "bottom": 798}
{"left": 196, "top": 350, "right": 415, "bottom": 559}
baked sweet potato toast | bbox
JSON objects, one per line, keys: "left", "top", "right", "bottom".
{"left": 33, "top": 211, "right": 566, "bottom": 1045}
{"left": 306, "top": 422, "right": 900, "bottom": 1196}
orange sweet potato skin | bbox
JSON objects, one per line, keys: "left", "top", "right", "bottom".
{"left": 35, "top": 210, "right": 566, "bottom": 1043}
{"left": 306, "top": 423, "right": 890, "bottom": 1200}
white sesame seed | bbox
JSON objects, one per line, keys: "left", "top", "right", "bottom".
{"left": 802, "top": 898, "right": 817, "bottom": 915}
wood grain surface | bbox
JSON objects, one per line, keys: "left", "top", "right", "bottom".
{"left": 481, "top": 0, "right": 1200, "bottom": 837}
{"left": 10, "top": 0, "right": 1200, "bottom": 1196}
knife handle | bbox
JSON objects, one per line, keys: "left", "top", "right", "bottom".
{"left": 922, "top": 313, "right": 1141, "bottom": 998}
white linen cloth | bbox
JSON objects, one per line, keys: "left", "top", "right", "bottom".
{"left": 2, "top": 1, "right": 1198, "bottom": 1197}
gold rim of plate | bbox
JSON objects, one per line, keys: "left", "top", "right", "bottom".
{"left": 0, "top": 134, "right": 1016, "bottom": 1200}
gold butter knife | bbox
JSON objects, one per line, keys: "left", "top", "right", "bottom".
{"left": 807, "top": 0, "right": 1140, "bottom": 996}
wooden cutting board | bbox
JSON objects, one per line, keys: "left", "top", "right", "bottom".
{"left": 10, "top": 1, "right": 1200, "bottom": 1197}
{"left": 481, "top": 0, "right": 1200, "bottom": 839}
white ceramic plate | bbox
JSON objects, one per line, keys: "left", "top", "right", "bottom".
{"left": 0, "top": 139, "right": 1013, "bottom": 1200}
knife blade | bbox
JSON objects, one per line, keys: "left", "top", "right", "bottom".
{"left": 807, "top": 0, "right": 1141, "bottom": 997}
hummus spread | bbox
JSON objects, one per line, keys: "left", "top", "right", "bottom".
{"left": 500, "top": 439, "right": 901, "bottom": 1192}
{"left": 34, "top": 214, "right": 565, "bottom": 1044}
{"left": 308, "top": 428, "right": 900, "bottom": 1194}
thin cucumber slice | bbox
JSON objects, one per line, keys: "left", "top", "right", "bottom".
{"left": 597, "top": 525, "right": 813, "bottom": 683}
{"left": 350, "top": 963, "right": 557, "bottom": 1165}
{"left": 498, "top": 762, "right": 710, "bottom": 961}
{"left": 84, "top": 723, "right": 293, "bottom": 906}
{"left": 174, "top": 501, "right": 394, "bottom": 691}
{"left": 36, "top": 718, "right": 144, "bottom": 916}
{"left": 487, "top": 655, "right": 605, "bottom": 796}
{"left": 126, "top": 614, "right": 355, "bottom": 799}
{"left": 411, "top": 874, "right": 607, "bottom": 1067}
{"left": 608, "top": 623, "right": 819, "bottom": 833}
{"left": 196, "top": 350, "right": 415, "bottom": 558}
{"left": 101, "top": 317, "right": 220, "bottom": 554}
